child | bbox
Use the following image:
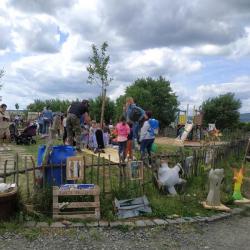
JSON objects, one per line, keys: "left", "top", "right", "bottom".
{"left": 95, "top": 123, "right": 105, "bottom": 153}
{"left": 115, "top": 116, "right": 130, "bottom": 162}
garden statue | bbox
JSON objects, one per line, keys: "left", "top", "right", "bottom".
{"left": 232, "top": 167, "right": 250, "bottom": 204}
{"left": 158, "top": 161, "right": 186, "bottom": 195}
{"left": 202, "top": 168, "right": 230, "bottom": 211}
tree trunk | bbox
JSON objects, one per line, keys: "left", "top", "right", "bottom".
{"left": 100, "top": 87, "right": 106, "bottom": 128}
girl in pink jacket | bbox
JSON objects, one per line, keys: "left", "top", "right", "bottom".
{"left": 115, "top": 116, "right": 130, "bottom": 161}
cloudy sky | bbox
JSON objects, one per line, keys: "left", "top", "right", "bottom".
{"left": 0, "top": 0, "right": 250, "bottom": 113}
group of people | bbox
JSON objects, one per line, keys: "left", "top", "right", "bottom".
{"left": 0, "top": 98, "right": 159, "bottom": 163}
{"left": 64, "top": 97, "right": 159, "bottom": 163}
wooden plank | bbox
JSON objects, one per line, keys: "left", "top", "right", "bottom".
{"left": 55, "top": 188, "right": 100, "bottom": 196}
{"left": 53, "top": 214, "right": 97, "bottom": 220}
{"left": 25, "top": 156, "right": 30, "bottom": 198}
{"left": 53, "top": 201, "right": 100, "bottom": 209}
{"left": 3, "top": 160, "right": 7, "bottom": 183}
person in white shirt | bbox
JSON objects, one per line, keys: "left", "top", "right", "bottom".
{"left": 139, "top": 111, "right": 155, "bottom": 164}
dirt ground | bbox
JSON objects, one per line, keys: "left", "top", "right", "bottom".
{"left": 1, "top": 214, "right": 250, "bottom": 250}
{"left": 155, "top": 137, "right": 227, "bottom": 147}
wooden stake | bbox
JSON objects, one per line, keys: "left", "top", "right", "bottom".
{"left": 3, "top": 160, "right": 7, "bottom": 183}
{"left": 25, "top": 156, "right": 30, "bottom": 199}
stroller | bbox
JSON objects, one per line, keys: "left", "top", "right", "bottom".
{"left": 15, "top": 123, "right": 37, "bottom": 145}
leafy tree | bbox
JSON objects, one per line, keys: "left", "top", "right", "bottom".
{"left": 117, "top": 77, "right": 179, "bottom": 127}
{"left": 27, "top": 99, "right": 72, "bottom": 113}
{"left": 87, "top": 42, "right": 112, "bottom": 128}
{"left": 202, "top": 93, "right": 241, "bottom": 130}
{"left": 15, "top": 103, "right": 19, "bottom": 110}
{"left": 89, "top": 96, "right": 116, "bottom": 124}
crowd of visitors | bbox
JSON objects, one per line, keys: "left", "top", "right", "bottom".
{"left": 0, "top": 97, "right": 159, "bottom": 163}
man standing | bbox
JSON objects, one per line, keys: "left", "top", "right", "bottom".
{"left": 66, "top": 100, "right": 90, "bottom": 151}
{"left": 0, "top": 104, "right": 10, "bottom": 142}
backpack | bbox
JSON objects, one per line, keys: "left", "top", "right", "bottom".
{"left": 129, "top": 106, "right": 143, "bottom": 122}
{"left": 148, "top": 118, "right": 159, "bottom": 136}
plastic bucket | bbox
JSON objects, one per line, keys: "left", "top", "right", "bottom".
{"left": 37, "top": 145, "right": 76, "bottom": 186}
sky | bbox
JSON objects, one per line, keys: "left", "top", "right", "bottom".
{"left": 0, "top": 0, "right": 250, "bottom": 113}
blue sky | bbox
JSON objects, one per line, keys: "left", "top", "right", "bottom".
{"left": 0, "top": 0, "right": 250, "bottom": 113}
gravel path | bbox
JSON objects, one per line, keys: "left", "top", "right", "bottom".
{"left": 1, "top": 215, "right": 250, "bottom": 250}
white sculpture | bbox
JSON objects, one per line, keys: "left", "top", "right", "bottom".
{"left": 206, "top": 168, "right": 224, "bottom": 206}
{"left": 158, "top": 161, "right": 186, "bottom": 195}
{"left": 202, "top": 168, "right": 230, "bottom": 211}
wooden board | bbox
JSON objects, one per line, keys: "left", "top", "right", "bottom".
{"left": 201, "top": 201, "right": 231, "bottom": 212}
{"left": 234, "top": 198, "right": 250, "bottom": 205}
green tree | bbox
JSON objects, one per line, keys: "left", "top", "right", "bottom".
{"left": 87, "top": 42, "right": 112, "bottom": 128}
{"left": 89, "top": 96, "right": 116, "bottom": 124}
{"left": 202, "top": 93, "right": 241, "bottom": 130}
{"left": 15, "top": 103, "right": 19, "bottom": 110}
{"left": 118, "top": 77, "right": 179, "bottom": 127}
{"left": 27, "top": 99, "right": 72, "bottom": 113}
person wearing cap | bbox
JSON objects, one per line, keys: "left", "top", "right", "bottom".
{"left": 0, "top": 104, "right": 11, "bottom": 142}
{"left": 66, "top": 100, "right": 90, "bottom": 151}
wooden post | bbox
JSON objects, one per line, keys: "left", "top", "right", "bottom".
{"left": 83, "top": 156, "right": 86, "bottom": 183}
{"left": 13, "top": 161, "right": 16, "bottom": 183}
{"left": 108, "top": 155, "right": 112, "bottom": 191}
{"left": 102, "top": 157, "right": 105, "bottom": 194}
{"left": 97, "top": 154, "right": 100, "bottom": 185}
{"left": 91, "top": 155, "right": 94, "bottom": 183}
{"left": 30, "top": 156, "right": 36, "bottom": 190}
{"left": 25, "top": 156, "right": 30, "bottom": 199}
{"left": 16, "top": 154, "right": 19, "bottom": 186}
{"left": 3, "top": 160, "right": 7, "bottom": 183}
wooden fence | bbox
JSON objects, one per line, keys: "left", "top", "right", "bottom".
{"left": 0, "top": 139, "right": 248, "bottom": 202}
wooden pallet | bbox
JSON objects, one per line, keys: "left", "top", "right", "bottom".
{"left": 52, "top": 185, "right": 100, "bottom": 220}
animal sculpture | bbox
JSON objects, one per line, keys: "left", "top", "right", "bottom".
{"left": 158, "top": 161, "right": 186, "bottom": 195}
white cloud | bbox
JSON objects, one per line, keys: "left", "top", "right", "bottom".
{"left": 174, "top": 76, "right": 250, "bottom": 113}
{"left": 1, "top": 0, "right": 250, "bottom": 114}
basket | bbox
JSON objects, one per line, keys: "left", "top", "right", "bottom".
{"left": 0, "top": 186, "right": 18, "bottom": 220}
